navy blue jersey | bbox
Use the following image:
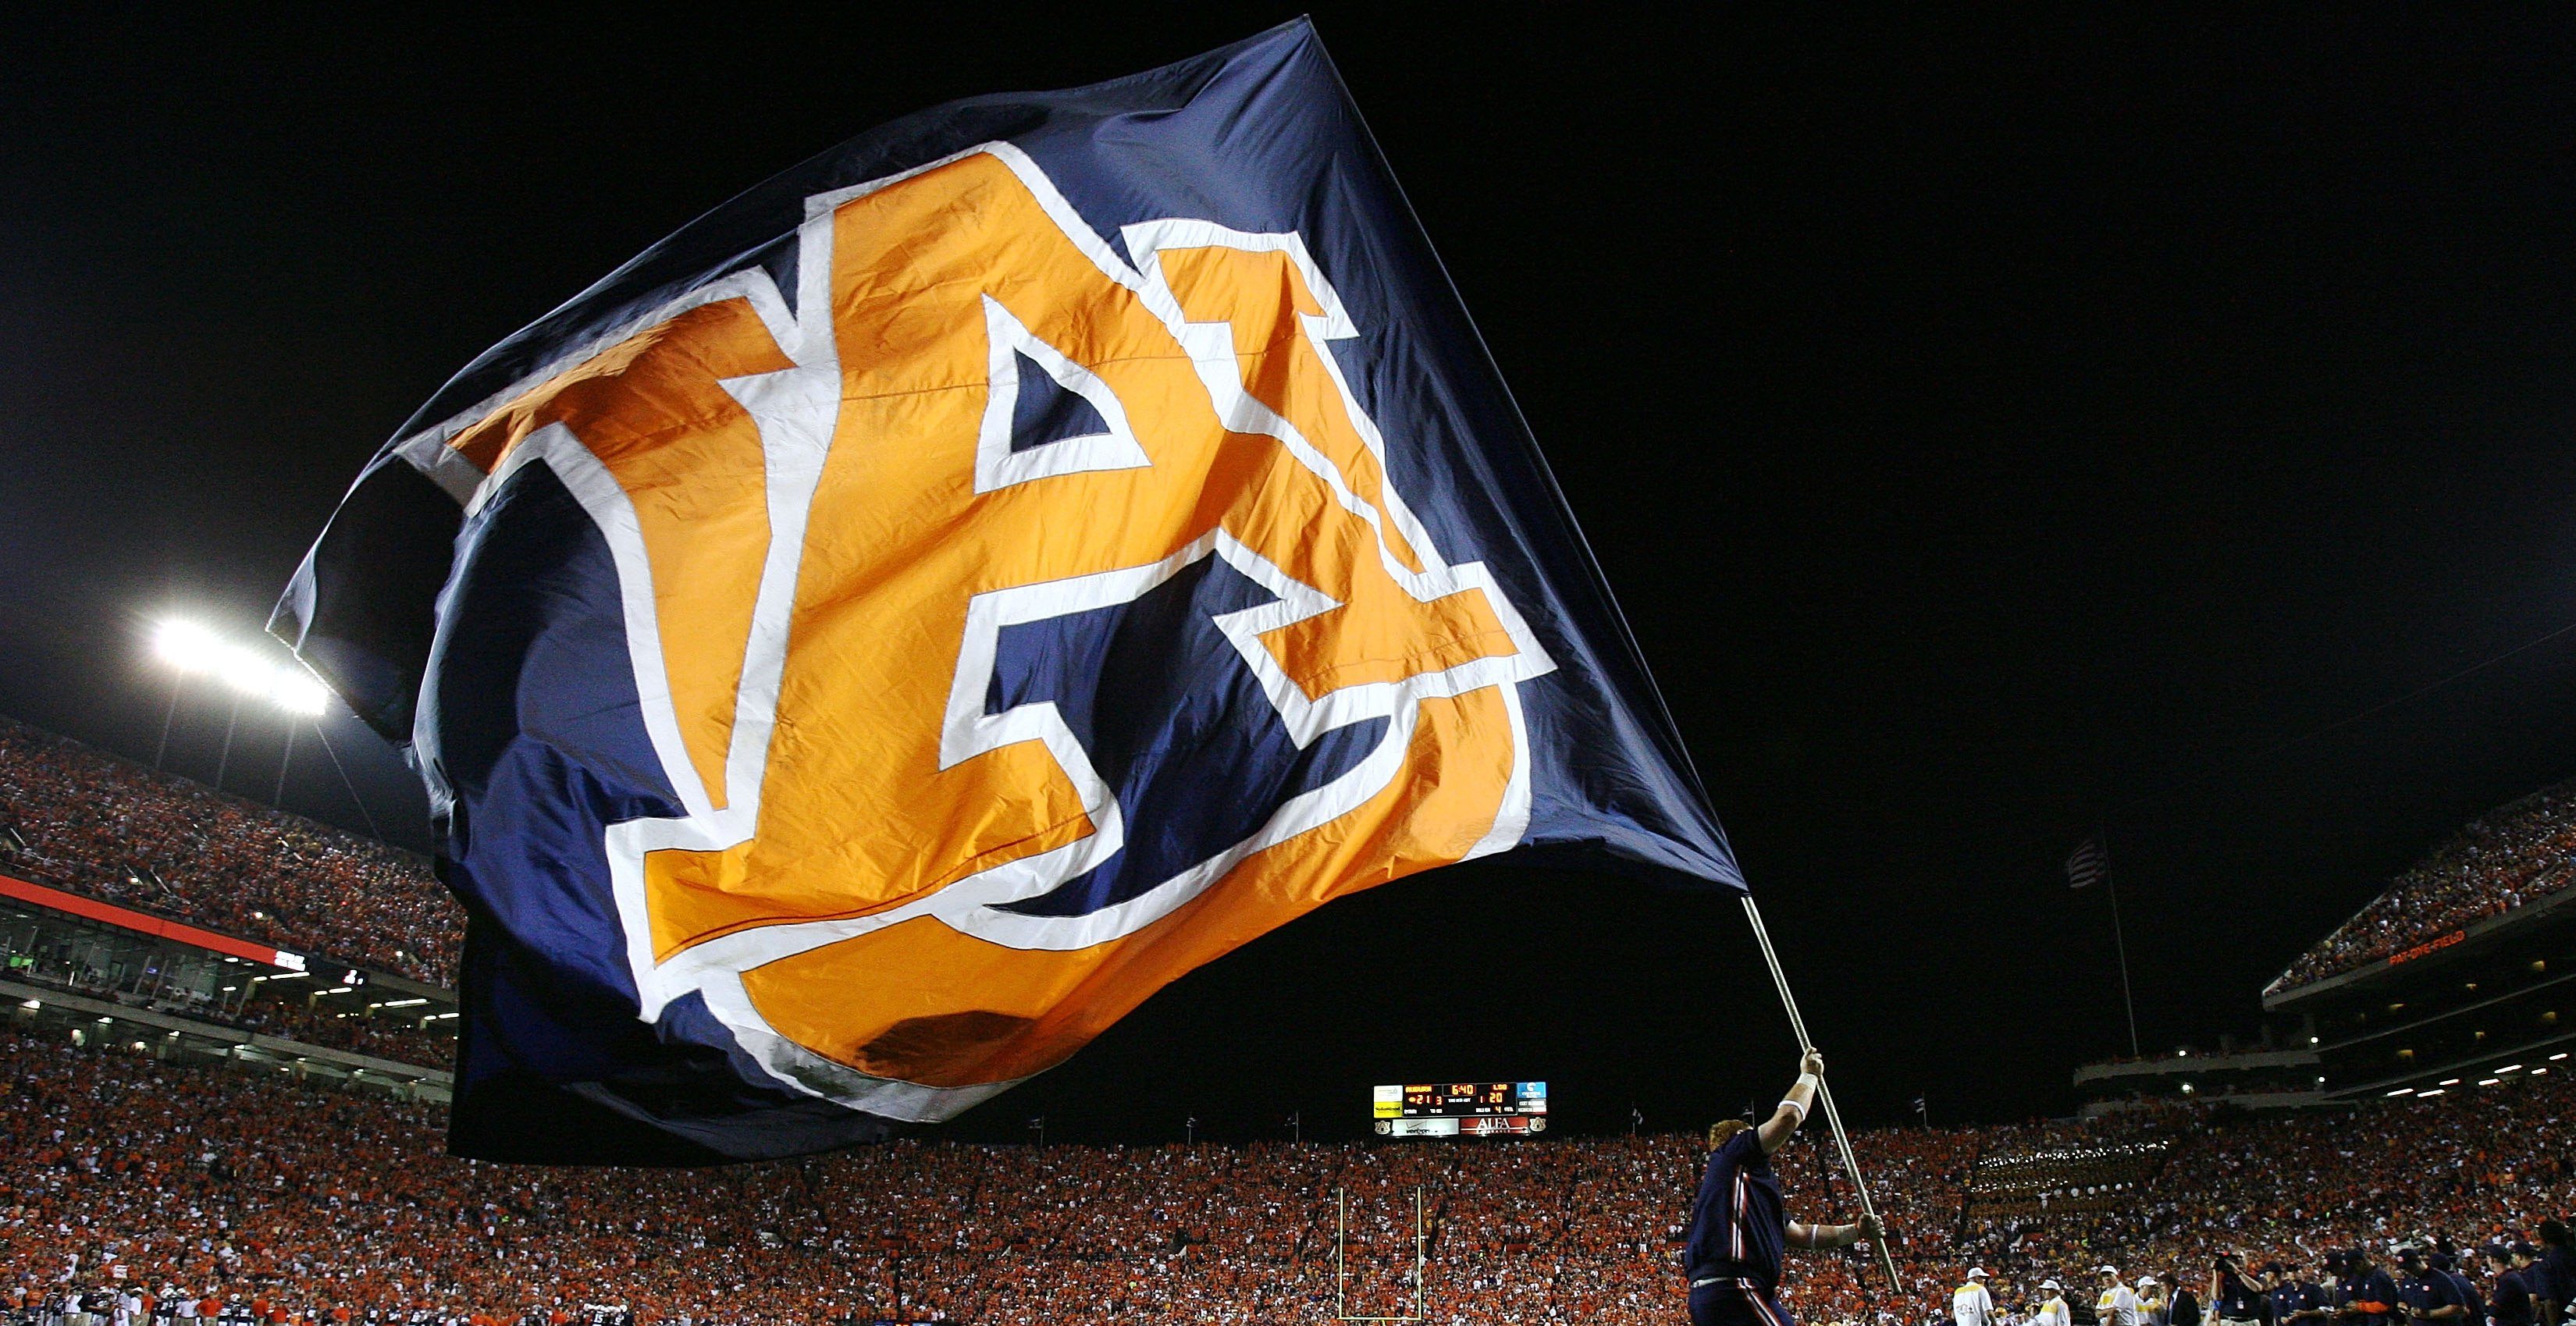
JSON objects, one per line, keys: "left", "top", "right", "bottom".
{"left": 2172, "top": 1287, "right": 2204, "bottom": 1326}
{"left": 1685, "top": 1129, "right": 1785, "bottom": 1288}
{"left": 2220, "top": 1271, "right": 2267, "bottom": 1319}
{"left": 2541, "top": 1251, "right": 2574, "bottom": 1313}
{"left": 2492, "top": 1270, "right": 2535, "bottom": 1326}
{"left": 2437, "top": 1270, "right": 2483, "bottom": 1326}
{"left": 2350, "top": 1268, "right": 2405, "bottom": 1321}
{"left": 2400, "top": 1272, "right": 2467, "bottom": 1318}
{"left": 2275, "top": 1283, "right": 2326, "bottom": 1321}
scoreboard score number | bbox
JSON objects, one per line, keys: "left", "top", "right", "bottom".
{"left": 1372, "top": 1082, "right": 1548, "bottom": 1137}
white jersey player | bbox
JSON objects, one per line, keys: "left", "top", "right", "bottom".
{"left": 2099, "top": 1267, "right": 2142, "bottom": 1326}
{"left": 1956, "top": 1269, "right": 1998, "bottom": 1326}
{"left": 2033, "top": 1279, "right": 2072, "bottom": 1326}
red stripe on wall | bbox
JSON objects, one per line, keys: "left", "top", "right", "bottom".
{"left": 0, "top": 873, "right": 289, "bottom": 968}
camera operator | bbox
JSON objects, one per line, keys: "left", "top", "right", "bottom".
{"left": 2214, "top": 1250, "right": 2275, "bottom": 1326}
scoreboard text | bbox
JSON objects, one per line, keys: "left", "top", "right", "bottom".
{"left": 1372, "top": 1082, "right": 1547, "bottom": 1138}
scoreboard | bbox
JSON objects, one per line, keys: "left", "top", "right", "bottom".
{"left": 1372, "top": 1082, "right": 1548, "bottom": 1137}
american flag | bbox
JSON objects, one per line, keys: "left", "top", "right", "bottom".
{"left": 2065, "top": 837, "right": 2108, "bottom": 890}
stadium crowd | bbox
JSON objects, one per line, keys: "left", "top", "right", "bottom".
{"left": 0, "top": 723, "right": 2568, "bottom": 1322}
{"left": 2, "top": 1025, "right": 2567, "bottom": 1326}
{"left": 0, "top": 719, "right": 460, "bottom": 987}
{"left": 2271, "top": 780, "right": 2576, "bottom": 994}
{"left": 233, "top": 990, "right": 455, "bottom": 1070}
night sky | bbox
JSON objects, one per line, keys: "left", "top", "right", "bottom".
{"left": 9, "top": 9, "right": 2576, "bottom": 1145}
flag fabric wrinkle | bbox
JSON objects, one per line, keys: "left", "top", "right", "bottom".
{"left": 272, "top": 18, "right": 1741, "bottom": 1163}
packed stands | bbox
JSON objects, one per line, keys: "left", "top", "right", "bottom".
{"left": 0, "top": 716, "right": 460, "bottom": 987}
{"left": 1, "top": 720, "right": 2568, "bottom": 1322}
{"left": 3, "top": 1026, "right": 2567, "bottom": 1326}
{"left": 2269, "top": 778, "right": 2576, "bottom": 995}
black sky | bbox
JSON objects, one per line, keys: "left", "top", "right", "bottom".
{"left": 9, "top": 8, "right": 2576, "bottom": 1144}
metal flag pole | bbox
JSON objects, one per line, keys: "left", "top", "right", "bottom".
{"left": 1741, "top": 895, "right": 1903, "bottom": 1296}
{"left": 2102, "top": 852, "right": 2142, "bottom": 1058}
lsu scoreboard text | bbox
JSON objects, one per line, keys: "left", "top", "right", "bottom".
{"left": 1372, "top": 1082, "right": 1549, "bottom": 1137}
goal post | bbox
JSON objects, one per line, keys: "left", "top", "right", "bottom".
{"left": 1333, "top": 1185, "right": 1426, "bottom": 1322}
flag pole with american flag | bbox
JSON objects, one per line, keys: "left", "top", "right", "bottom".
{"left": 2067, "top": 835, "right": 2141, "bottom": 1058}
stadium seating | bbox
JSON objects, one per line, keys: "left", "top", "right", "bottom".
{"left": 0, "top": 717, "right": 460, "bottom": 987}
{"left": 3, "top": 1027, "right": 2567, "bottom": 1325}
{"left": 2269, "top": 779, "right": 2576, "bottom": 994}
{"left": 2, "top": 715, "right": 2568, "bottom": 1322}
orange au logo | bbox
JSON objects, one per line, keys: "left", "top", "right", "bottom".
{"left": 404, "top": 143, "right": 1555, "bottom": 1120}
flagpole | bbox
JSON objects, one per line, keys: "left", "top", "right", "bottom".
{"left": 1740, "top": 896, "right": 1903, "bottom": 1296}
{"left": 2105, "top": 865, "right": 2142, "bottom": 1059}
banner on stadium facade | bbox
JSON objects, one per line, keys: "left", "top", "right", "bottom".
{"left": 272, "top": 19, "right": 1742, "bottom": 1163}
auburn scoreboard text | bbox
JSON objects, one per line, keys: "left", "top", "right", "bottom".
{"left": 1371, "top": 1082, "right": 1548, "bottom": 1138}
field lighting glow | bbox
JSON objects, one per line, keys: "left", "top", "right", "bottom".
{"left": 153, "top": 619, "right": 329, "bottom": 714}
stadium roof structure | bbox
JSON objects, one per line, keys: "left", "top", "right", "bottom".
{"left": 2080, "top": 780, "right": 2576, "bottom": 1114}
{"left": 2073, "top": 1044, "right": 2326, "bottom": 1115}
{"left": 2265, "top": 779, "right": 2576, "bottom": 1009}
{"left": 2287, "top": 896, "right": 2574, "bottom": 1101}
{"left": 0, "top": 867, "right": 457, "bottom": 1100}
{"left": 2264, "top": 872, "right": 2576, "bottom": 1013}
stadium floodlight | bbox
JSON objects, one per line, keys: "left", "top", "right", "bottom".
{"left": 150, "top": 617, "right": 330, "bottom": 716}
{"left": 2497, "top": 1064, "right": 2523, "bottom": 1073}
{"left": 2478, "top": 1077, "right": 2501, "bottom": 1086}
{"left": 215, "top": 645, "right": 272, "bottom": 696}
{"left": 268, "top": 670, "right": 329, "bottom": 715}
{"left": 2553, "top": 1052, "right": 2569, "bottom": 1061}
{"left": 153, "top": 619, "right": 226, "bottom": 672}
{"left": 2384, "top": 1088, "right": 2414, "bottom": 1097}
{"left": 2418, "top": 1088, "right": 2446, "bottom": 1097}
{"left": 2438, "top": 1078, "right": 2460, "bottom": 1086}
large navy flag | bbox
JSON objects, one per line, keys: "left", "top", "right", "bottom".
{"left": 274, "top": 20, "right": 1741, "bottom": 1163}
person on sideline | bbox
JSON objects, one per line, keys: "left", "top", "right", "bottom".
{"left": 2033, "top": 1280, "right": 2073, "bottom": 1326}
{"left": 2101, "top": 1267, "right": 2144, "bottom": 1326}
{"left": 1957, "top": 1269, "right": 1997, "bottom": 1326}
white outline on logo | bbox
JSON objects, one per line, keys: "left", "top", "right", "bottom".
{"left": 412, "top": 142, "right": 1557, "bottom": 1121}
{"left": 974, "top": 293, "right": 1151, "bottom": 492}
